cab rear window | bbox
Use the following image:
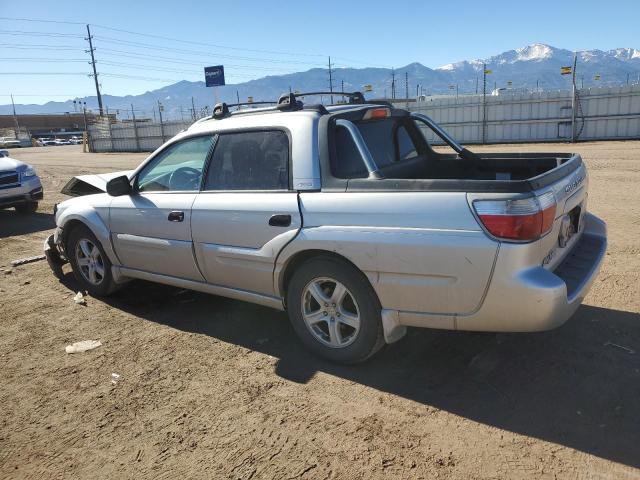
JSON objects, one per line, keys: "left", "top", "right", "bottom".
{"left": 331, "top": 118, "right": 422, "bottom": 179}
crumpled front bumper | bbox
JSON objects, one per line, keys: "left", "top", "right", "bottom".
{"left": 44, "top": 233, "right": 67, "bottom": 279}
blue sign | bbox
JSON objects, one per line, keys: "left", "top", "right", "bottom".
{"left": 204, "top": 65, "right": 225, "bottom": 87}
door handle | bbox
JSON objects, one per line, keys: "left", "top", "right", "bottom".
{"left": 269, "top": 214, "right": 292, "bottom": 227}
{"left": 168, "top": 211, "right": 184, "bottom": 222}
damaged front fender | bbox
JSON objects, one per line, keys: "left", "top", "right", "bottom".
{"left": 61, "top": 170, "right": 133, "bottom": 196}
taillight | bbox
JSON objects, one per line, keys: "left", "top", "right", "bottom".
{"left": 362, "top": 107, "right": 390, "bottom": 120}
{"left": 473, "top": 192, "right": 556, "bottom": 241}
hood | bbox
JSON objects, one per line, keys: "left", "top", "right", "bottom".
{"left": 0, "top": 156, "right": 28, "bottom": 172}
{"left": 61, "top": 170, "right": 133, "bottom": 196}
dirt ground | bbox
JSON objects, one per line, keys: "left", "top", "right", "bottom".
{"left": 1, "top": 143, "right": 639, "bottom": 479}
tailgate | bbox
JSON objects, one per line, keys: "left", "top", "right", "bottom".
{"left": 534, "top": 158, "right": 589, "bottom": 271}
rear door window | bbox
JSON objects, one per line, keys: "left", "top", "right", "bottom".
{"left": 204, "top": 130, "right": 289, "bottom": 190}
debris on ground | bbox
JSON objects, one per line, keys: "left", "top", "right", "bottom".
{"left": 604, "top": 342, "right": 635, "bottom": 354}
{"left": 111, "top": 373, "right": 121, "bottom": 385}
{"left": 3, "top": 269, "right": 12, "bottom": 275}
{"left": 11, "top": 255, "right": 46, "bottom": 267}
{"left": 73, "top": 292, "right": 86, "bottom": 305}
{"left": 65, "top": 340, "right": 102, "bottom": 354}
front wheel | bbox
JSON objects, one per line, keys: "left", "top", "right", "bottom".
{"left": 67, "top": 225, "right": 117, "bottom": 297}
{"left": 286, "top": 257, "right": 385, "bottom": 364}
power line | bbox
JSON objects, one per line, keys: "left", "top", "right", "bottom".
{"left": 92, "top": 35, "right": 324, "bottom": 66}
{"left": 0, "top": 29, "right": 84, "bottom": 38}
{"left": 0, "top": 43, "right": 83, "bottom": 50}
{"left": 0, "top": 17, "right": 325, "bottom": 58}
{"left": 0, "top": 16, "right": 86, "bottom": 25}
{"left": 88, "top": 23, "right": 325, "bottom": 58}
{"left": 0, "top": 57, "right": 87, "bottom": 62}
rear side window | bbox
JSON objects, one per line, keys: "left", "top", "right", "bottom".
{"left": 204, "top": 130, "right": 289, "bottom": 190}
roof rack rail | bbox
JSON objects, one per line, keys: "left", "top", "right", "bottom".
{"left": 279, "top": 91, "right": 366, "bottom": 105}
{"left": 212, "top": 100, "right": 278, "bottom": 119}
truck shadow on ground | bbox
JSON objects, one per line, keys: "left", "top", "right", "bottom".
{"left": 0, "top": 210, "right": 55, "bottom": 238}
{"left": 75, "top": 276, "right": 639, "bottom": 469}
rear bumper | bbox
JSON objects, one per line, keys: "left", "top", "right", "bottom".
{"left": 381, "top": 213, "right": 607, "bottom": 339}
{"left": 455, "top": 212, "right": 607, "bottom": 332}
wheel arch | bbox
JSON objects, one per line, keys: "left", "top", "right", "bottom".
{"left": 278, "top": 249, "right": 378, "bottom": 306}
{"left": 58, "top": 210, "right": 119, "bottom": 265}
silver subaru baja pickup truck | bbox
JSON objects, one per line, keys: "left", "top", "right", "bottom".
{"left": 45, "top": 92, "right": 607, "bottom": 363}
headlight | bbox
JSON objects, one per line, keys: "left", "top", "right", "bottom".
{"left": 22, "top": 167, "right": 37, "bottom": 178}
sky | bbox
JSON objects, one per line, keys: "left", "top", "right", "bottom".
{"left": 1, "top": 0, "right": 639, "bottom": 104}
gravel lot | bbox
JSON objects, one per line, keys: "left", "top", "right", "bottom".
{"left": 1, "top": 143, "right": 639, "bottom": 479}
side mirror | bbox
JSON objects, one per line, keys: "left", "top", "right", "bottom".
{"left": 106, "top": 175, "right": 132, "bottom": 196}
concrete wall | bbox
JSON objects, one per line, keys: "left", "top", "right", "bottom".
{"left": 88, "top": 85, "right": 640, "bottom": 152}
{"left": 410, "top": 84, "right": 640, "bottom": 144}
{"left": 89, "top": 119, "right": 190, "bottom": 153}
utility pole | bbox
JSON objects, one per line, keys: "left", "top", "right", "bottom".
{"left": 131, "top": 104, "right": 140, "bottom": 151}
{"left": 405, "top": 72, "right": 409, "bottom": 99}
{"left": 482, "top": 63, "right": 487, "bottom": 144}
{"left": 191, "top": 96, "right": 196, "bottom": 121}
{"left": 10, "top": 94, "right": 20, "bottom": 138}
{"left": 416, "top": 84, "right": 419, "bottom": 98}
{"left": 328, "top": 56, "right": 334, "bottom": 104}
{"left": 571, "top": 52, "right": 578, "bottom": 142}
{"left": 157, "top": 100, "right": 165, "bottom": 142}
{"left": 391, "top": 69, "right": 396, "bottom": 99}
{"left": 341, "top": 79, "right": 344, "bottom": 93}
{"left": 85, "top": 25, "right": 103, "bottom": 116}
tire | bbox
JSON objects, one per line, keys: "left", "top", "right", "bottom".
{"left": 66, "top": 225, "right": 118, "bottom": 297}
{"left": 15, "top": 202, "right": 38, "bottom": 214}
{"left": 286, "top": 256, "right": 385, "bottom": 364}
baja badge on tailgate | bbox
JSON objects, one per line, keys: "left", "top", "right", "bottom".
{"left": 565, "top": 174, "right": 585, "bottom": 194}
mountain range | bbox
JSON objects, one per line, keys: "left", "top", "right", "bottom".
{"left": 2, "top": 43, "right": 639, "bottom": 119}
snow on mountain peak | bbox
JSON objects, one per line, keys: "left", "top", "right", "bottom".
{"left": 610, "top": 47, "right": 640, "bottom": 60}
{"left": 515, "top": 43, "right": 554, "bottom": 61}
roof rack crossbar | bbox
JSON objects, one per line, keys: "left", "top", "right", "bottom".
{"left": 282, "top": 91, "right": 365, "bottom": 105}
{"left": 212, "top": 101, "right": 279, "bottom": 119}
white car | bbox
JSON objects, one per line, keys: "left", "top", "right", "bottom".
{"left": 0, "top": 154, "right": 43, "bottom": 213}
{"left": 0, "top": 137, "right": 21, "bottom": 148}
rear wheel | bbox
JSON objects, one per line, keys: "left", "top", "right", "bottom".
{"left": 15, "top": 202, "right": 38, "bottom": 214}
{"left": 286, "top": 257, "right": 385, "bottom": 364}
{"left": 67, "top": 225, "right": 117, "bottom": 297}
